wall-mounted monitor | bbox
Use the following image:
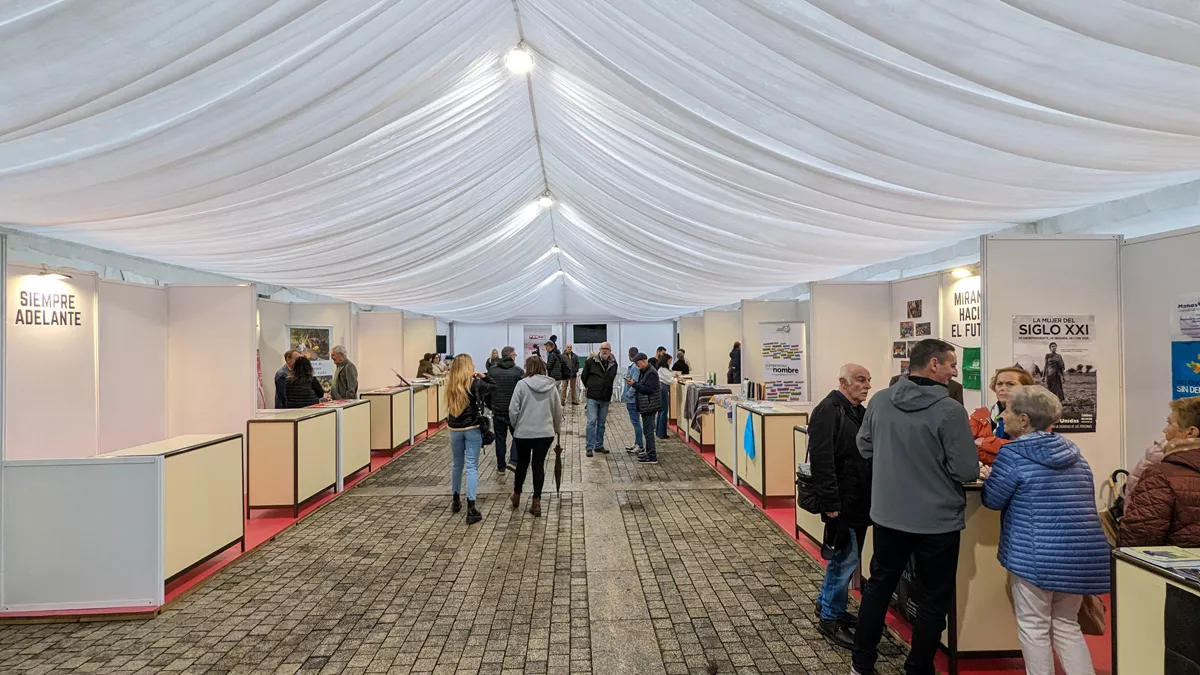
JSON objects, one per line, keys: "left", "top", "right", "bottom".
{"left": 573, "top": 324, "right": 607, "bottom": 343}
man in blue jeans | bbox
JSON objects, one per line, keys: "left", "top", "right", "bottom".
{"left": 580, "top": 342, "right": 618, "bottom": 457}
{"left": 807, "top": 363, "right": 873, "bottom": 649}
{"left": 621, "top": 347, "right": 644, "bottom": 455}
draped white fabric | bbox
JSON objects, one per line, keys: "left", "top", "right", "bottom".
{"left": 2, "top": 1, "right": 1198, "bottom": 321}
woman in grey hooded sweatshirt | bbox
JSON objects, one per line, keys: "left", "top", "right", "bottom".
{"left": 509, "top": 355, "right": 563, "bottom": 516}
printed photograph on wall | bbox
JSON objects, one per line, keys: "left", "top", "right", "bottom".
{"left": 899, "top": 360, "right": 910, "bottom": 375}
{"left": 915, "top": 322, "right": 932, "bottom": 337}
{"left": 899, "top": 321, "right": 914, "bottom": 339}
{"left": 907, "top": 299, "right": 922, "bottom": 319}
{"left": 289, "top": 325, "right": 334, "bottom": 394}
{"left": 1012, "top": 315, "right": 1096, "bottom": 433}
{"left": 892, "top": 341, "right": 908, "bottom": 358}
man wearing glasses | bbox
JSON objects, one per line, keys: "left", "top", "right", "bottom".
{"left": 580, "top": 342, "right": 619, "bottom": 457}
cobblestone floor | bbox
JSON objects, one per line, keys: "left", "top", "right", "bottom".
{"left": 0, "top": 405, "right": 909, "bottom": 674}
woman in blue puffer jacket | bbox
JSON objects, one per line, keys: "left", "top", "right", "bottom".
{"left": 982, "top": 385, "right": 1109, "bottom": 675}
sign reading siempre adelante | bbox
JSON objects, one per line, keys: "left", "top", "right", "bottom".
{"left": 13, "top": 289, "right": 83, "bottom": 326}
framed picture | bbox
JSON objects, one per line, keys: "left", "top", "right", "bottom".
{"left": 915, "top": 322, "right": 931, "bottom": 337}
{"left": 900, "top": 321, "right": 915, "bottom": 339}
{"left": 892, "top": 341, "right": 908, "bottom": 358}
{"left": 907, "top": 299, "right": 923, "bottom": 319}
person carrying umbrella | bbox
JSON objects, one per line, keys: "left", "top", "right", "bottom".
{"left": 508, "top": 355, "right": 563, "bottom": 517}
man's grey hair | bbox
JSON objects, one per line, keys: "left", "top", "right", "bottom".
{"left": 838, "top": 364, "right": 854, "bottom": 382}
{"left": 501, "top": 346, "right": 516, "bottom": 358}
{"left": 331, "top": 345, "right": 347, "bottom": 356}
{"left": 1008, "top": 385, "right": 1062, "bottom": 431}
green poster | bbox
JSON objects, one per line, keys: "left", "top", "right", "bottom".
{"left": 963, "top": 347, "right": 982, "bottom": 390}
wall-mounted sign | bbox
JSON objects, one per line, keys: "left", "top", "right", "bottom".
{"left": 759, "top": 321, "right": 807, "bottom": 401}
{"left": 1012, "top": 314, "right": 1097, "bottom": 433}
{"left": 13, "top": 290, "right": 83, "bottom": 326}
{"left": 949, "top": 283, "right": 981, "bottom": 341}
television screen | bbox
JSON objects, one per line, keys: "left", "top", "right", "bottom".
{"left": 436, "top": 335, "right": 447, "bottom": 353}
{"left": 573, "top": 324, "right": 607, "bottom": 344}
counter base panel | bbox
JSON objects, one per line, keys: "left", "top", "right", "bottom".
{"left": 340, "top": 404, "right": 372, "bottom": 483}
{"left": 247, "top": 424, "right": 296, "bottom": 512}
{"left": 164, "top": 536, "right": 244, "bottom": 586}
{"left": 162, "top": 438, "right": 244, "bottom": 580}
{"left": 296, "top": 415, "right": 338, "bottom": 508}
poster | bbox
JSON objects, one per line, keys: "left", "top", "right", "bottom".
{"left": 760, "top": 321, "right": 807, "bottom": 401}
{"left": 1172, "top": 341, "right": 1200, "bottom": 400}
{"left": 1173, "top": 295, "right": 1200, "bottom": 340}
{"left": 523, "top": 324, "right": 552, "bottom": 358}
{"left": 948, "top": 279, "right": 982, "bottom": 342}
{"left": 1012, "top": 315, "right": 1096, "bottom": 433}
{"left": 288, "top": 325, "right": 334, "bottom": 396}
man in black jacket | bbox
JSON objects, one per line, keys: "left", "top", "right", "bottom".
{"left": 809, "top": 363, "right": 873, "bottom": 649}
{"left": 274, "top": 350, "right": 298, "bottom": 409}
{"left": 545, "top": 340, "right": 566, "bottom": 383}
{"left": 628, "top": 353, "right": 662, "bottom": 464}
{"left": 486, "top": 347, "right": 524, "bottom": 472}
{"left": 580, "top": 342, "right": 618, "bottom": 456}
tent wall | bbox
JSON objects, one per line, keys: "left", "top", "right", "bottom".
{"left": 809, "top": 282, "right": 891, "bottom": 398}
{"left": 166, "top": 285, "right": 257, "bottom": 438}
{"left": 4, "top": 264, "right": 98, "bottom": 459}
{"left": 453, "top": 323, "right": 510, "bottom": 366}
{"left": 703, "top": 310, "right": 742, "bottom": 385}
{"left": 98, "top": 281, "right": 168, "bottom": 453}
{"left": 356, "top": 312, "right": 405, "bottom": 392}
{"left": 1121, "top": 226, "right": 1200, "bottom": 456}
{"left": 981, "top": 235, "right": 1124, "bottom": 486}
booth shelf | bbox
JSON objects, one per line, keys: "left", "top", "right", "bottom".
{"left": 1112, "top": 549, "right": 1200, "bottom": 675}
{"left": 247, "top": 409, "right": 338, "bottom": 518}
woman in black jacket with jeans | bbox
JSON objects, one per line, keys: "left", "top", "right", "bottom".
{"left": 283, "top": 357, "right": 325, "bottom": 408}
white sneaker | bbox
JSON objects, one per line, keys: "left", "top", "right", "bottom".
{"left": 627, "top": 445, "right": 643, "bottom": 454}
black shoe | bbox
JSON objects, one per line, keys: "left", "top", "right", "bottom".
{"left": 466, "top": 500, "right": 483, "bottom": 525}
{"left": 451, "top": 493, "right": 461, "bottom": 513}
{"left": 596, "top": 446, "right": 610, "bottom": 454}
{"left": 586, "top": 449, "right": 594, "bottom": 457}
{"left": 817, "top": 618, "right": 855, "bottom": 650}
{"left": 497, "top": 465, "right": 506, "bottom": 474}
{"left": 841, "top": 611, "right": 858, "bottom": 629}
{"left": 637, "top": 456, "right": 658, "bottom": 465}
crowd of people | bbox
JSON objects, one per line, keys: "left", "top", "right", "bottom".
{"left": 806, "top": 338, "right": 1200, "bottom": 675}
{"left": 272, "top": 345, "right": 358, "bottom": 408}
{"left": 440, "top": 340, "right": 689, "bottom": 524}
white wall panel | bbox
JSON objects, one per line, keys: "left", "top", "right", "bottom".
{"left": 889, "top": 274, "right": 942, "bottom": 379}
{"left": 703, "top": 310, "right": 742, "bottom": 385}
{"left": 98, "top": 281, "right": 167, "bottom": 453}
{"left": 615, "top": 321, "right": 674, "bottom": 371}
{"left": 678, "top": 316, "right": 705, "bottom": 375}
{"left": 4, "top": 264, "right": 98, "bottom": 459}
{"left": 403, "top": 316, "right": 437, "bottom": 378}
{"left": 809, "top": 282, "right": 891, "bottom": 398}
{"left": 1, "top": 458, "right": 163, "bottom": 611}
{"left": 742, "top": 300, "right": 802, "bottom": 385}
{"left": 257, "top": 299, "right": 290, "bottom": 408}
{"left": 167, "top": 285, "right": 256, "bottom": 437}
{"left": 1121, "top": 227, "right": 1200, "bottom": 459}
{"left": 356, "top": 312, "right": 405, "bottom": 391}
{"left": 290, "top": 302, "right": 353, "bottom": 352}
{"left": 452, "top": 322, "right": 509, "bottom": 366}
{"left": 982, "top": 235, "right": 1123, "bottom": 486}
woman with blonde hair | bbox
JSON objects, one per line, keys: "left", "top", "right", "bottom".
{"left": 970, "top": 366, "right": 1036, "bottom": 465}
{"left": 446, "top": 354, "right": 494, "bottom": 524}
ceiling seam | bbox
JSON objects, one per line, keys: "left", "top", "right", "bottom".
{"left": 509, "top": 0, "right": 562, "bottom": 274}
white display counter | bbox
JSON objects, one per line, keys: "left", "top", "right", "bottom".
{"left": 247, "top": 408, "right": 337, "bottom": 517}
{"left": 361, "top": 386, "right": 415, "bottom": 454}
{"left": 309, "top": 399, "right": 372, "bottom": 490}
{"left": 1, "top": 433, "right": 244, "bottom": 612}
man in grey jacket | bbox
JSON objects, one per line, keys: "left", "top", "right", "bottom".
{"left": 330, "top": 345, "right": 358, "bottom": 400}
{"left": 851, "top": 339, "right": 978, "bottom": 675}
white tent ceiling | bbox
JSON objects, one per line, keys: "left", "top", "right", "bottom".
{"left": 2, "top": 0, "right": 1199, "bottom": 321}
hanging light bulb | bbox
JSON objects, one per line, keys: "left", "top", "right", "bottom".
{"left": 506, "top": 45, "right": 533, "bottom": 74}
{"left": 538, "top": 194, "right": 553, "bottom": 208}
{"left": 550, "top": 246, "right": 561, "bottom": 254}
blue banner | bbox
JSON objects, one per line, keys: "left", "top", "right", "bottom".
{"left": 1172, "top": 341, "right": 1200, "bottom": 400}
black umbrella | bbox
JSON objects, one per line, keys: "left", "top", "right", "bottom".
{"left": 553, "top": 434, "right": 564, "bottom": 494}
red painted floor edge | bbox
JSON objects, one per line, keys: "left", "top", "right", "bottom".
{"left": 0, "top": 432, "right": 434, "bottom": 622}
{"left": 669, "top": 422, "right": 1113, "bottom": 675}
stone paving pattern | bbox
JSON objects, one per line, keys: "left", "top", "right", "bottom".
{"left": 0, "top": 403, "right": 909, "bottom": 674}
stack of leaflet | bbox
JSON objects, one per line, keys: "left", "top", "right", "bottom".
{"left": 1122, "top": 546, "right": 1200, "bottom": 582}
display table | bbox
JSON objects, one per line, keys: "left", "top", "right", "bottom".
{"left": 1113, "top": 550, "right": 1200, "bottom": 675}
{"left": 688, "top": 411, "right": 715, "bottom": 449}
{"left": 857, "top": 484, "right": 1020, "bottom": 672}
{"left": 715, "top": 405, "right": 735, "bottom": 470}
{"left": 309, "top": 399, "right": 372, "bottom": 490}
{"left": 731, "top": 402, "right": 807, "bottom": 505}
{"left": 425, "top": 380, "right": 447, "bottom": 429}
{"left": 412, "top": 384, "right": 430, "bottom": 438}
{"left": 247, "top": 408, "right": 338, "bottom": 517}
{"left": 101, "top": 434, "right": 244, "bottom": 582}
{"left": 361, "top": 386, "right": 414, "bottom": 454}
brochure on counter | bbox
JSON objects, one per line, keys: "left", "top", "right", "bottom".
{"left": 1120, "top": 546, "right": 1200, "bottom": 568}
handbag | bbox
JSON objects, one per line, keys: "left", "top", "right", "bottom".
{"left": 1099, "top": 469, "right": 1129, "bottom": 547}
{"left": 472, "top": 388, "right": 495, "bottom": 446}
{"left": 1077, "top": 595, "right": 1106, "bottom": 636}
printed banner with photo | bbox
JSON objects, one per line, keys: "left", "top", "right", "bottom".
{"left": 1012, "top": 315, "right": 1096, "bottom": 433}
{"left": 523, "top": 324, "right": 552, "bottom": 358}
{"left": 1172, "top": 341, "right": 1200, "bottom": 400}
{"left": 288, "top": 325, "right": 334, "bottom": 396}
{"left": 760, "top": 321, "right": 807, "bottom": 401}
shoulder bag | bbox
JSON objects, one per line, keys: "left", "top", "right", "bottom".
{"left": 471, "top": 386, "right": 495, "bottom": 446}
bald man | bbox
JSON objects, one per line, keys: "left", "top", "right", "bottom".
{"left": 809, "top": 363, "right": 873, "bottom": 649}
{"left": 580, "top": 342, "right": 619, "bottom": 456}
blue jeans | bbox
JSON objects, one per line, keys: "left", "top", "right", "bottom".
{"left": 818, "top": 526, "right": 862, "bottom": 621}
{"left": 493, "top": 415, "right": 517, "bottom": 469}
{"left": 586, "top": 399, "right": 609, "bottom": 450}
{"left": 450, "top": 428, "right": 482, "bottom": 500}
{"left": 656, "top": 384, "right": 670, "bottom": 437}
{"left": 626, "top": 402, "right": 644, "bottom": 448}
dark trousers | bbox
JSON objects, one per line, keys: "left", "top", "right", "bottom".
{"left": 656, "top": 384, "right": 670, "bottom": 437}
{"left": 513, "top": 437, "right": 553, "bottom": 498}
{"left": 494, "top": 415, "right": 517, "bottom": 469}
{"left": 640, "top": 412, "right": 657, "bottom": 460}
{"left": 853, "top": 525, "right": 960, "bottom": 675}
